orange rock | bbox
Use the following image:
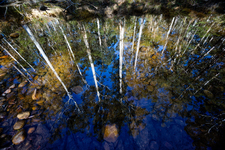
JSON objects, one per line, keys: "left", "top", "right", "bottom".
{"left": 12, "top": 130, "right": 25, "bottom": 145}
{"left": 28, "top": 127, "right": 35, "bottom": 134}
{"left": 10, "top": 33, "right": 19, "bottom": 38}
{"left": 103, "top": 124, "right": 119, "bottom": 143}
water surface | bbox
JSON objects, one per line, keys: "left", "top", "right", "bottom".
{"left": 0, "top": 3, "right": 225, "bottom": 150}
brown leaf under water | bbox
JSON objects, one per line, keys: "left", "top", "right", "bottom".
{"left": 18, "top": 81, "right": 27, "bottom": 88}
{"left": 32, "top": 89, "right": 37, "bottom": 100}
{"left": 0, "top": 55, "right": 9, "bottom": 59}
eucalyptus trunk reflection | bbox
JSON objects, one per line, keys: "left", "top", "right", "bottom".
{"left": 23, "top": 25, "right": 80, "bottom": 111}
{"left": 82, "top": 24, "right": 101, "bottom": 102}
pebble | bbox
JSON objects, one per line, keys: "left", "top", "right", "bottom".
{"left": 0, "top": 134, "right": 6, "bottom": 138}
{"left": 12, "top": 129, "right": 26, "bottom": 145}
{"left": 10, "top": 33, "right": 19, "bottom": 38}
{"left": 13, "top": 120, "right": 25, "bottom": 130}
{"left": 2, "top": 88, "right": 11, "bottom": 96}
{"left": 203, "top": 90, "right": 214, "bottom": 98}
{"left": 27, "top": 127, "right": 35, "bottom": 134}
{"left": 17, "top": 111, "right": 30, "bottom": 120}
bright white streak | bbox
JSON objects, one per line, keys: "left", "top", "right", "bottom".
{"left": 23, "top": 25, "right": 80, "bottom": 111}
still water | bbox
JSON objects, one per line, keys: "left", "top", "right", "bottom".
{"left": 0, "top": 4, "right": 225, "bottom": 150}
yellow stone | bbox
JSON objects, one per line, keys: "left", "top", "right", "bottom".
{"left": 103, "top": 124, "right": 119, "bottom": 143}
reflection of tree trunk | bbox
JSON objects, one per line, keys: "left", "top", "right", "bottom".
{"left": 103, "top": 23, "right": 108, "bottom": 50}
{"left": 134, "top": 16, "right": 144, "bottom": 70}
{"left": 97, "top": 18, "right": 102, "bottom": 47}
{"left": 82, "top": 25, "right": 101, "bottom": 102}
{"left": 162, "top": 17, "right": 175, "bottom": 55}
{"left": 58, "top": 22, "right": 87, "bottom": 85}
{"left": 3, "top": 39, "right": 36, "bottom": 71}
{"left": 12, "top": 64, "right": 32, "bottom": 83}
{"left": 192, "top": 23, "right": 214, "bottom": 53}
{"left": 119, "top": 18, "right": 125, "bottom": 102}
{"left": 194, "top": 73, "right": 220, "bottom": 95}
{"left": 0, "top": 44, "right": 32, "bottom": 77}
{"left": 23, "top": 25, "right": 80, "bottom": 111}
{"left": 130, "top": 16, "right": 137, "bottom": 65}
{"left": 97, "top": 18, "right": 103, "bottom": 66}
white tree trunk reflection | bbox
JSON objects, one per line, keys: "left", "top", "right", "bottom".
{"left": 130, "top": 16, "right": 137, "bottom": 64}
{"left": 0, "top": 44, "right": 32, "bottom": 77}
{"left": 3, "top": 38, "right": 36, "bottom": 71}
{"left": 134, "top": 16, "right": 144, "bottom": 70}
{"left": 119, "top": 18, "right": 125, "bottom": 102}
{"left": 162, "top": 17, "right": 175, "bottom": 54}
{"left": 23, "top": 25, "right": 80, "bottom": 111}
{"left": 58, "top": 22, "right": 87, "bottom": 85}
{"left": 82, "top": 25, "right": 101, "bottom": 102}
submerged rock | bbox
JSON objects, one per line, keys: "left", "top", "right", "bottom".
{"left": 27, "top": 127, "right": 35, "bottom": 134}
{"left": 71, "top": 86, "right": 83, "bottom": 94}
{"left": 12, "top": 129, "right": 26, "bottom": 145}
{"left": 17, "top": 111, "right": 30, "bottom": 120}
{"left": 0, "top": 134, "right": 6, "bottom": 138}
{"left": 147, "top": 85, "right": 154, "bottom": 92}
{"left": 2, "top": 88, "right": 11, "bottom": 96}
{"left": 103, "top": 124, "right": 119, "bottom": 143}
{"left": 203, "top": 90, "right": 214, "bottom": 98}
{"left": 13, "top": 120, "right": 25, "bottom": 130}
{"left": 10, "top": 33, "right": 19, "bottom": 38}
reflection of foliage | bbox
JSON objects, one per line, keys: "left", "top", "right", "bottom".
{"left": 1, "top": 8, "right": 225, "bottom": 148}
{"left": 185, "top": 110, "right": 225, "bottom": 149}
